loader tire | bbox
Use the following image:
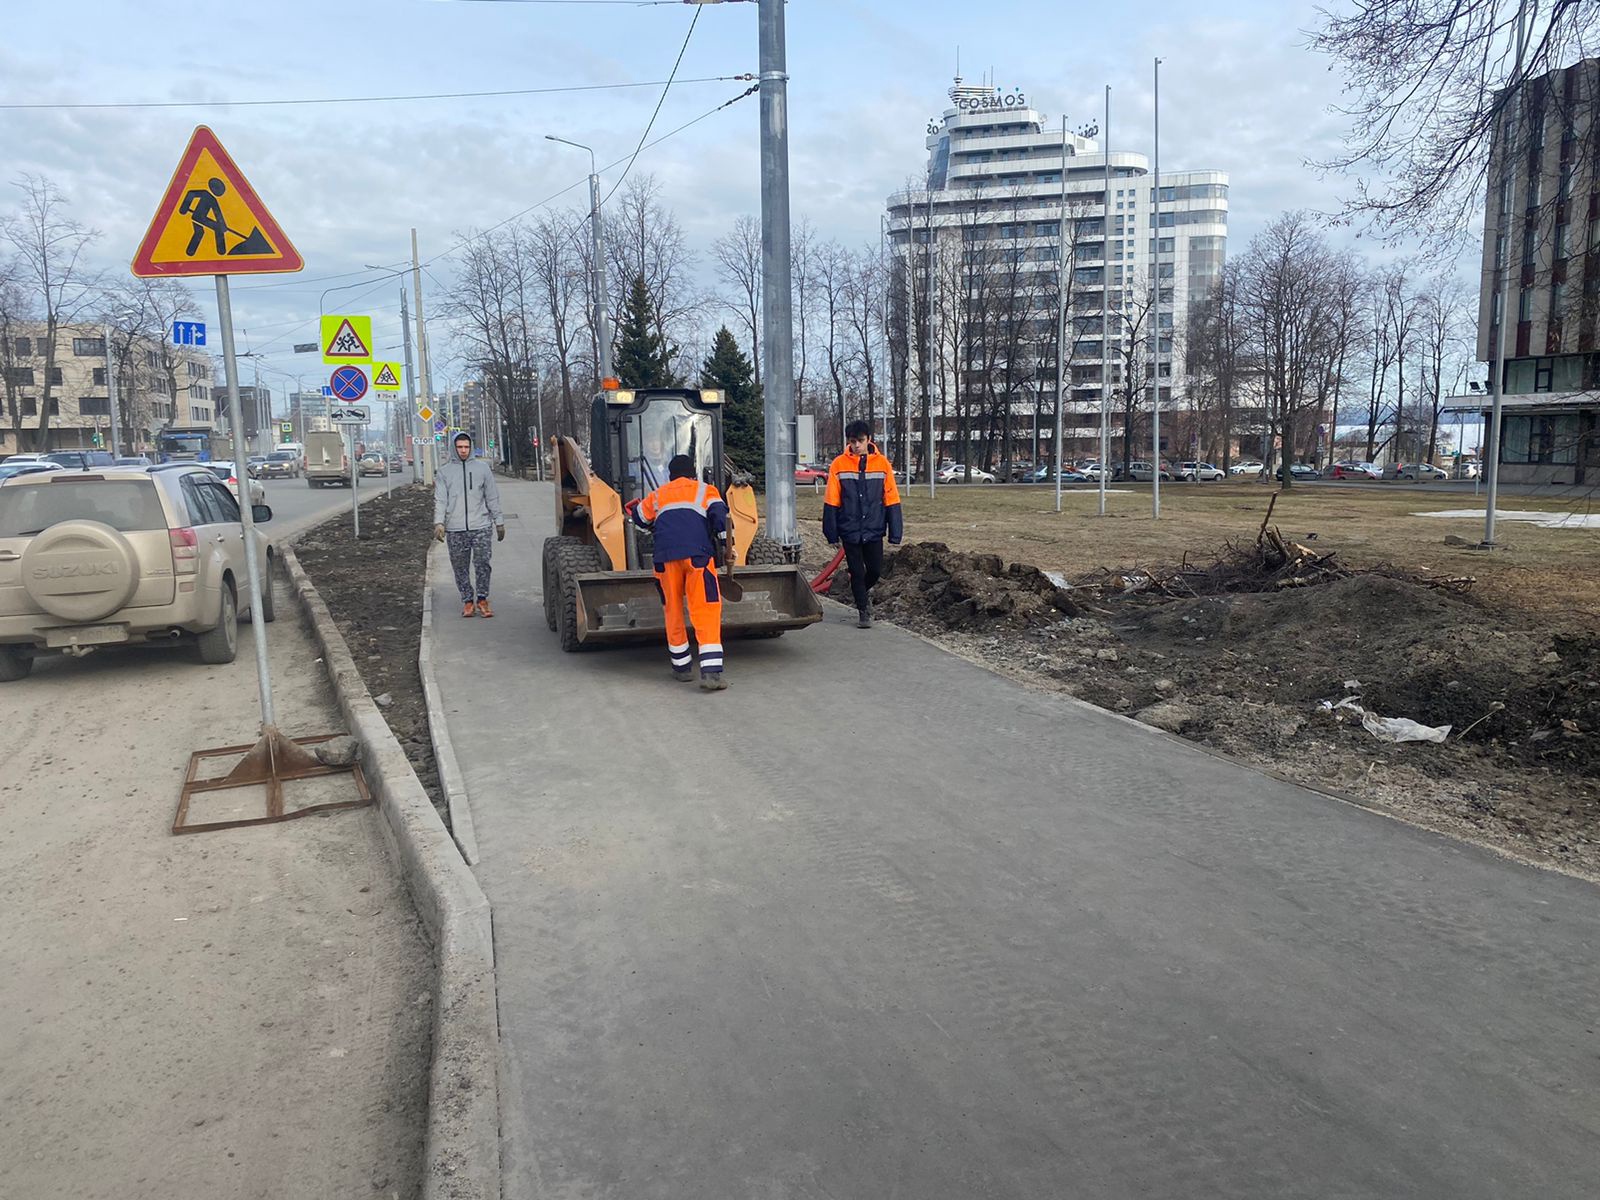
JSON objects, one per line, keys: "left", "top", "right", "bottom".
{"left": 745, "top": 534, "right": 786, "bottom": 565}
{"left": 541, "top": 536, "right": 580, "bottom": 632}
{"left": 552, "top": 540, "right": 603, "bottom": 653}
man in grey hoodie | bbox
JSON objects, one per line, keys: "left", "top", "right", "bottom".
{"left": 433, "top": 432, "right": 505, "bottom": 617}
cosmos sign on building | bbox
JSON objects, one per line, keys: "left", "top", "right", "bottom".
{"left": 951, "top": 87, "right": 1028, "bottom": 112}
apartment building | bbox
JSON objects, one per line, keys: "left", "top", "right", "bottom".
{"left": 886, "top": 78, "right": 1228, "bottom": 464}
{"left": 0, "top": 322, "right": 214, "bottom": 456}
{"left": 1465, "top": 55, "right": 1600, "bottom": 484}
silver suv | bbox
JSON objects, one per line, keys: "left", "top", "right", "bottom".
{"left": 0, "top": 465, "right": 274, "bottom": 680}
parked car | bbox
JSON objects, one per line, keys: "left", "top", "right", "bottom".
{"left": 794, "top": 462, "right": 827, "bottom": 485}
{"left": 359, "top": 454, "right": 388, "bottom": 478}
{"left": 0, "top": 461, "right": 64, "bottom": 480}
{"left": 206, "top": 461, "right": 267, "bottom": 506}
{"left": 937, "top": 464, "right": 996, "bottom": 483}
{"left": 0, "top": 464, "right": 275, "bottom": 678}
{"left": 1329, "top": 461, "right": 1380, "bottom": 480}
{"left": 43, "top": 450, "right": 117, "bottom": 471}
{"left": 260, "top": 450, "right": 300, "bottom": 479}
{"left": 1229, "top": 461, "right": 1264, "bottom": 477}
{"left": 1274, "top": 462, "right": 1322, "bottom": 481}
{"left": 1077, "top": 463, "right": 1105, "bottom": 481}
{"left": 1, "top": 453, "right": 49, "bottom": 465}
{"left": 1176, "top": 461, "right": 1225, "bottom": 482}
{"left": 114, "top": 455, "right": 154, "bottom": 468}
{"left": 1393, "top": 462, "right": 1448, "bottom": 481}
{"left": 1120, "top": 460, "right": 1173, "bottom": 482}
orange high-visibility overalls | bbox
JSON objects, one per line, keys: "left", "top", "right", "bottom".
{"left": 633, "top": 476, "right": 729, "bottom": 677}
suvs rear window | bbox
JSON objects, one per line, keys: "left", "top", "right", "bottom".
{"left": 0, "top": 479, "right": 168, "bottom": 536}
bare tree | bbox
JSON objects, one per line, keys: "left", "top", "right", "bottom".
{"left": 712, "top": 214, "right": 762, "bottom": 388}
{"left": 3, "top": 175, "right": 103, "bottom": 450}
{"left": 526, "top": 212, "right": 587, "bottom": 439}
{"left": 817, "top": 239, "right": 853, "bottom": 448}
{"left": 1309, "top": 0, "right": 1600, "bottom": 244}
{"left": 102, "top": 277, "right": 202, "bottom": 448}
{"left": 606, "top": 175, "right": 702, "bottom": 357}
{"left": 0, "top": 253, "right": 34, "bottom": 450}
{"left": 448, "top": 228, "right": 543, "bottom": 476}
{"left": 844, "top": 244, "right": 884, "bottom": 434}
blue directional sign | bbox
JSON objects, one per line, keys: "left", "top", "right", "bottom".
{"left": 171, "top": 320, "right": 207, "bottom": 347}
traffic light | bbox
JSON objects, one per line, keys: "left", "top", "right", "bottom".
{"left": 91, "top": 432, "right": 103, "bottom": 447}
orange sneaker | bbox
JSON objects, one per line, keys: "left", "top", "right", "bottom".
{"left": 475, "top": 599, "right": 494, "bottom": 618}
{"left": 461, "top": 601, "right": 476, "bottom": 618}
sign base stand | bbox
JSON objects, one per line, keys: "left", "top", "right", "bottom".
{"left": 174, "top": 726, "right": 370, "bottom": 835}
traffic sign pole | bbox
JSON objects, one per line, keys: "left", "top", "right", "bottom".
{"left": 216, "top": 274, "right": 276, "bottom": 726}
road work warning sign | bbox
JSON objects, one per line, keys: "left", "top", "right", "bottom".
{"left": 320, "top": 315, "right": 373, "bottom": 363}
{"left": 131, "top": 126, "right": 302, "bottom": 277}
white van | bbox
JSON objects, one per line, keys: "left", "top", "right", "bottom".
{"left": 304, "top": 431, "right": 350, "bottom": 487}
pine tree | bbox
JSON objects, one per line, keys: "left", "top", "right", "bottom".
{"left": 614, "top": 274, "right": 679, "bottom": 388}
{"left": 701, "top": 326, "right": 765, "bottom": 488}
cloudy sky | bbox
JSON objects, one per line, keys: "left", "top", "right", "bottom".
{"left": 1, "top": 0, "right": 1390, "bottom": 400}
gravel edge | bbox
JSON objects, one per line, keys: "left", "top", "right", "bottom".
{"left": 282, "top": 545, "right": 502, "bottom": 1200}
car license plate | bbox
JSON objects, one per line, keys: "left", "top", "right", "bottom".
{"left": 46, "top": 624, "right": 129, "bottom": 648}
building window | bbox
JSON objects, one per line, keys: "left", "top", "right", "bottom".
{"left": 13, "top": 337, "right": 30, "bottom": 357}
{"left": 92, "top": 366, "right": 106, "bottom": 386}
{"left": 1035, "top": 222, "right": 1060, "bottom": 237}
{"left": 49, "top": 367, "right": 62, "bottom": 385}
{"left": 1518, "top": 289, "right": 1533, "bottom": 321}
{"left": 72, "top": 336, "right": 106, "bottom": 356}
{"left": 187, "top": 361, "right": 207, "bottom": 379}
{"left": 145, "top": 349, "right": 162, "bottom": 369}
{"left": 4, "top": 367, "right": 34, "bottom": 385}
{"left": 79, "top": 396, "right": 110, "bottom": 417}
{"left": 1522, "top": 224, "right": 1537, "bottom": 266}
{"left": 1503, "top": 413, "right": 1577, "bottom": 463}
{"left": 1551, "top": 281, "right": 1567, "bottom": 321}
{"left": 20, "top": 397, "right": 35, "bottom": 416}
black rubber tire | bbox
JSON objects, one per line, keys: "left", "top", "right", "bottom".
{"left": 0, "top": 645, "right": 34, "bottom": 681}
{"left": 541, "top": 536, "right": 589, "bottom": 632}
{"left": 552, "top": 541, "right": 603, "bottom": 653}
{"left": 257, "top": 555, "right": 276, "bottom": 623}
{"left": 196, "top": 582, "right": 239, "bottom": 665}
{"left": 745, "top": 534, "right": 786, "bottom": 565}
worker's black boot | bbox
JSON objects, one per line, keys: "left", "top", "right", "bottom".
{"left": 671, "top": 668, "right": 695, "bottom": 683}
{"left": 700, "top": 671, "right": 728, "bottom": 691}
{"left": 857, "top": 606, "right": 873, "bottom": 629}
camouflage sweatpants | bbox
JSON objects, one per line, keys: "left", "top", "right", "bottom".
{"left": 446, "top": 528, "right": 493, "bottom": 602}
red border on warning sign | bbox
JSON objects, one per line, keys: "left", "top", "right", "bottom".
{"left": 131, "top": 126, "right": 304, "bottom": 278}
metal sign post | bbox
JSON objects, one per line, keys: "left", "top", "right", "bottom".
{"left": 332, "top": 405, "right": 370, "bottom": 539}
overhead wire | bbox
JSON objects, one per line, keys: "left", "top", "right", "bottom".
{"left": 0, "top": 75, "right": 749, "bottom": 112}
{"left": 602, "top": 4, "right": 702, "bottom": 206}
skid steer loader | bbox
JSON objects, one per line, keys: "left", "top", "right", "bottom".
{"left": 541, "top": 386, "right": 822, "bottom": 652}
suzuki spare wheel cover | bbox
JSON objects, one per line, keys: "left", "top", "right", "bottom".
{"left": 21, "top": 519, "right": 141, "bottom": 622}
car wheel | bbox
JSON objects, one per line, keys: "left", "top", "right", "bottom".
{"left": 245, "top": 555, "right": 277, "bottom": 624}
{"left": 0, "top": 645, "right": 34, "bottom": 682}
{"left": 196, "top": 583, "right": 239, "bottom": 665}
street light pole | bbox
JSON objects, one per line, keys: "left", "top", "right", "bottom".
{"left": 1151, "top": 56, "right": 1163, "bottom": 520}
{"left": 546, "top": 136, "right": 615, "bottom": 386}
{"left": 102, "top": 321, "right": 125, "bottom": 457}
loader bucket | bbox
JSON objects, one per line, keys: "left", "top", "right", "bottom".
{"left": 572, "top": 565, "right": 823, "bottom": 646}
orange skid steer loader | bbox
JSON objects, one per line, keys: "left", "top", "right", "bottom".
{"left": 541, "top": 387, "right": 822, "bottom": 651}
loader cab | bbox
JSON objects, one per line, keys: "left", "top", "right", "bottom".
{"left": 589, "top": 387, "right": 725, "bottom": 505}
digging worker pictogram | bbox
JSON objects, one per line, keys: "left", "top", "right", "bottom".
{"left": 629, "top": 454, "right": 732, "bottom": 691}
{"left": 180, "top": 178, "right": 231, "bottom": 257}
{"left": 433, "top": 431, "right": 505, "bottom": 618}
{"left": 824, "top": 419, "right": 904, "bottom": 629}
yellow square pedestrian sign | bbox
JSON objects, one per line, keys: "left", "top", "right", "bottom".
{"left": 321, "top": 314, "right": 372, "bottom": 363}
{"left": 372, "top": 361, "right": 402, "bottom": 391}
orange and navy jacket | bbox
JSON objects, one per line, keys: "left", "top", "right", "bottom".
{"left": 630, "top": 476, "right": 730, "bottom": 569}
{"left": 823, "top": 443, "right": 903, "bottom": 545}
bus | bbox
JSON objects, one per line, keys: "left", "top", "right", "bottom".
{"left": 155, "top": 426, "right": 216, "bottom": 463}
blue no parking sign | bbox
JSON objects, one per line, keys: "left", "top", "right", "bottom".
{"left": 329, "top": 365, "right": 368, "bottom": 402}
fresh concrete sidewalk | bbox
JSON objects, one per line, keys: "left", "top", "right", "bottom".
{"left": 431, "top": 476, "right": 1600, "bottom": 1200}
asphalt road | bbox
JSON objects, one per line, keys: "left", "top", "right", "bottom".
{"left": 256, "top": 468, "right": 406, "bottom": 535}
{"left": 432, "top": 478, "right": 1600, "bottom": 1200}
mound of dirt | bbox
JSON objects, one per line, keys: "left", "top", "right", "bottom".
{"left": 827, "top": 541, "right": 1080, "bottom": 631}
{"left": 844, "top": 538, "right": 1600, "bottom": 878}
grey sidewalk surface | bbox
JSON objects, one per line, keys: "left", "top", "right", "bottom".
{"left": 431, "top": 477, "right": 1600, "bottom": 1200}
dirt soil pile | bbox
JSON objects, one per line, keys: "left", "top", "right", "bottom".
{"left": 858, "top": 539, "right": 1600, "bottom": 879}
{"left": 293, "top": 485, "right": 446, "bottom": 824}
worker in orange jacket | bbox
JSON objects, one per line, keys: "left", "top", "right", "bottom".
{"left": 824, "top": 419, "right": 904, "bottom": 628}
{"left": 630, "top": 454, "right": 732, "bottom": 691}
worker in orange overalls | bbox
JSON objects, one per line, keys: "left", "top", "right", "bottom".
{"left": 630, "top": 454, "right": 732, "bottom": 691}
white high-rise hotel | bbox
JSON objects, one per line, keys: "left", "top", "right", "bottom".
{"left": 886, "top": 78, "right": 1228, "bottom": 464}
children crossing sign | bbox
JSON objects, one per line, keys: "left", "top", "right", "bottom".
{"left": 320, "top": 315, "right": 372, "bottom": 363}
{"left": 131, "top": 127, "right": 302, "bottom": 277}
{"left": 371, "top": 361, "right": 402, "bottom": 391}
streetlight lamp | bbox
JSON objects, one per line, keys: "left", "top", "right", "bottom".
{"left": 546, "top": 135, "right": 615, "bottom": 387}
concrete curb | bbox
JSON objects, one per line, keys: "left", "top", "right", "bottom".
{"left": 421, "top": 542, "right": 482, "bottom": 866}
{"left": 281, "top": 545, "right": 501, "bottom": 1200}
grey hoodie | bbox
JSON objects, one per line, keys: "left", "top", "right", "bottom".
{"left": 433, "top": 455, "right": 504, "bottom": 533}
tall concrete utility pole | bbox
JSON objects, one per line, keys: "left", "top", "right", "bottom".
{"left": 1053, "top": 115, "right": 1068, "bottom": 514}
{"left": 401, "top": 287, "right": 420, "bottom": 482}
{"left": 1151, "top": 56, "right": 1163, "bottom": 520}
{"left": 1485, "top": 0, "right": 1531, "bottom": 548}
{"left": 411, "top": 228, "right": 435, "bottom": 485}
{"left": 758, "top": 0, "right": 800, "bottom": 556}
{"left": 1099, "top": 84, "right": 1111, "bottom": 517}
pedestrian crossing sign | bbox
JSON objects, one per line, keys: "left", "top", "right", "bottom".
{"left": 131, "top": 126, "right": 302, "bottom": 278}
{"left": 320, "top": 314, "right": 372, "bottom": 363}
{"left": 372, "top": 361, "right": 402, "bottom": 391}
